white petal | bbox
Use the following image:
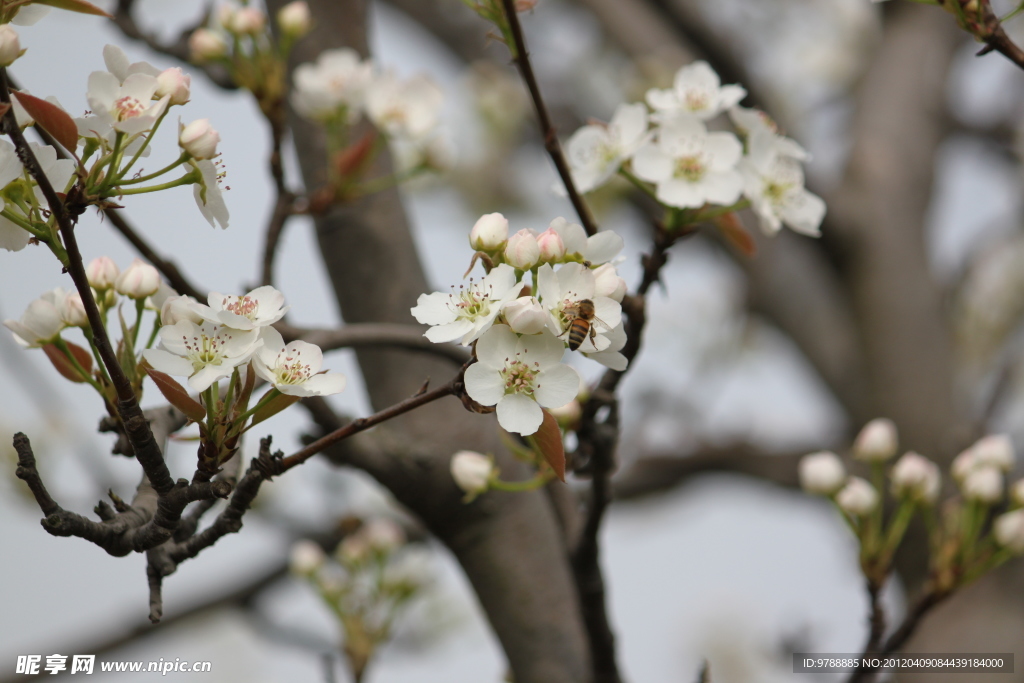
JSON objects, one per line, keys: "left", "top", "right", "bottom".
{"left": 536, "top": 263, "right": 560, "bottom": 304}
{"left": 704, "top": 132, "right": 743, "bottom": 171}
{"left": 611, "top": 102, "right": 649, "bottom": 149}
{"left": 780, "top": 190, "right": 827, "bottom": 237}
{"left": 143, "top": 348, "right": 195, "bottom": 377}
{"left": 655, "top": 178, "right": 703, "bottom": 209}
{"left": 287, "top": 372, "right": 346, "bottom": 397}
{"left": 699, "top": 170, "right": 743, "bottom": 206}
{"left": 517, "top": 329, "right": 566, "bottom": 367}
{"left": 556, "top": 262, "right": 595, "bottom": 301}
{"left": 103, "top": 44, "right": 131, "bottom": 82}
{"left": 0, "top": 214, "right": 30, "bottom": 251}
{"left": 591, "top": 297, "right": 621, "bottom": 330}
{"left": 425, "top": 319, "right": 474, "bottom": 344}
{"left": 583, "top": 232, "right": 624, "bottom": 265}
{"left": 534, "top": 363, "right": 580, "bottom": 408}
{"left": 475, "top": 324, "right": 518, "bottom": 369}
{"left": 585, "top": 349, "right": 628, "bottom": 371}
{"left": 464, "top": 363, "right": 504, "bottom": 406}
{"left": 631, "top": 143, "right": 672, "bottom": 183}
{"left": 496, "top": 393, "right": 543, "bottom": 435}
{"left": 188, "top": 363, "right": 231, "bottom": 392}
{"left": 481, "top": 263, "right": 518, "bottom": 296}
{"left": 411, "top": 292, "right": 457, "bottom": 326}
{"left": 287, "top": 340, "right": 325, "bottom": 373}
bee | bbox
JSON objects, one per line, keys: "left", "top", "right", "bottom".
{"left": 564, "top": 299, "right": 607, "bottom": 351}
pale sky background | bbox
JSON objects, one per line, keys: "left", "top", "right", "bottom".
{"left": 1, "top": 0, "right": 1022, "bottom": 681}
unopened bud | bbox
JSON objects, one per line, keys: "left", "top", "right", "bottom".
{"left": 799, "top": 451, "right": 845, "bottom": 496}
{"left": 86, "top": 256, "right": 119, "bottom": 290}
{"left": 504, "top": 229, "right": 540, "bottom": 270}
{"left": 890, "top": 451, "right": 940, "bottom": 504}
{"left": 1012, "top": 478, "right": 1024, "bottom": 508}
{"left": 277, "top": 1, "right": 311, "bottom": 37}
{"left": 228, "top": 7, "right": 266, "bottom": 34}
{"left": 537, "top": 227, "right": 566, "bottom": 263}
{"left": 156, "top": 68, "right": 191, "bottom": 106}
{"left": 115, "top": 258, "right": 161, "bottom": 299}
{"left": 836, "top": 477, "right": 879, "bottom": 517}
{"left": 962, "top": 466, "right": 1003, "bottom": 504}
{"left": 0, "top": 25, "right": 22, "bottom": 67}
{"left": 160, "top": 295, "right": 203, "bottom": 326}
{"left": 289, "top": 540, "right": 325, "bottom": 575}
{"left": 969, "top": 434, "right": 1015, "bottom": 472}
{"left": 469, "top": 212, "right": 509, "bottom": 251}
{"left": 189, "top": 28, "right": 227, "bottom": 62}
{"left": 503, "top": 296, "right": 548, "bottom": 335}
{"left": 59, "top": 292, "right": 89, "bottom": 328}
{"left": 852, "top": 418, "right": 898, "bottom": 462}
{"left": 995, "top": 509, "right": 1024, "bottom": 554}
{"left": 179, "top": 119, "right": 220, "bottom": 160}
{"left": 451, "top": 450, "right": 495, "bottom": 498}
{"left": 362, "top": 519, "right": 405, "bottom": 553}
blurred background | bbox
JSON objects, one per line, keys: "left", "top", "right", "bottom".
{"left": 2, "top": 0, "right": 1024, "bottom": 680}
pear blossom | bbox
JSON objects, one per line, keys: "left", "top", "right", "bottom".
{"left": 366, "top": 71, "right": 443, "bottom": 142}
{"left": 277, "top": 1, "right": 311, "bottom": 37}
{"left": 583, "top": 321, "right": 628, "bottom": 371}
{"left": 969, "top": 434, "right": 1015, "bottom": 471}
{"left": 646, "top": 61, "right": 746, "bottom": 121}
{"left": 86, "top": 256, "right": 119, "bottom": 290}
{"left": 632, "top": 117, "right": 743, "bottom": 209}
{"left": 503, "top": 296, "right": 548, "bottom": 335}
{"left": 115, "top": 258, "right": 161, "bottom": 299}
{"left": 836, "top": 477, "right": 879, "bottom": 516}
{"left": 156, "top": 68, "right": 191, "bottom": 105}
{"left": 227, "top": 7, "right": 267, "bottom": 34}
{"left": 961, "top": 466, "right": 1003, "bottom": 504}
{"left": 0, "top": 25, "right": 21, "bottom": 67}
{"left": 179, "top": 119, "right": 220, "bottom": 160}
{"left": 4, "top": 288, "right": 68, "bottom": 347}
{"left": 469, "top": 212, "right": 508, "bottom": 251}
{"left": 411, "top": 263, "right": 523, "bottom": 345}
{"left": 193, "top": 159, "right": 229, "bottom": 229}
{"left": 0, "top": 141, "right": 73, "bottom": 251}
{"left": 728, "top": 106, "right": 808, "bottom": 160}
{"left": 143, "top": 320, "right": 261, "bottom": 392}
{"left": 87, "top": 70, "right": 170, "bottom": 136}
{"left": 450, "top": 450, "right": 495, "bottom": 497}
{"left": 739, "top": 132, "right": 826, "bottom": 237}
{"left": 536, "top": 263, "right": 621, "bottom": 352}
{"left": 565, "top": 102, "right": 649, "bottom": 193}
{"left": 361, "top": 519, "right": 405, "bottom": 553}
{"left": 0, "top": 140, "right": 27, "bottom": 251}
{"left": 59, "top": 292, "right": 89, "bottom": 328}
{"left": 505, "top": 229, "right": 541, "bottom": 270}
{"left": 289, "top": 540, "right": 326, "bottom": 575}
{"left": 252, "top": 327, "right": 346, "bottom": 397}
{"left": 547, "top": 217, "right": 624, "bottom": 265}
{"left": 799, "top": 451, "right": 846, "bottom": 495}
{"left": 292, "top": 48, "right": 374, "bottom": 123}
{"left": 464, "top": 325, "right": 580, "bottom": 435}
{"left": 852, "top": 418, "right": 898, "bottom": 462}
{"left": 995, "top": 509, "right": 1024, "bottom": 554}
{"left": 101, "top": 45, "right": 159, "bottom": 84}
{"left": 189, "top": 29, "right": 228, "bottom": 62}
{"left": 891, "top": 451, "right": 941, "bottom": 504}
{"left": 193, "top": 286, "right": 289, "bottom": 331}
{"left": 592, "top": 263, "right": 627, "bottom": 302}
{"left": 160, "top": 295, "right": 203, "bottom": 326}
{"left": 536, "top": 227, "right": 566, "bottom": 263}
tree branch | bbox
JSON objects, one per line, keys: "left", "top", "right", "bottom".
{"left": 277, "top": 322, "right": 470, "bottom": 365}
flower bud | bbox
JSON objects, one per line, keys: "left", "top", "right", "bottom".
{"left": 537, "top": 227, "right": 566, "bottom": 263}
{"left": 160, "top": 295, "right": 203, "bottom": 326}
{"left": 503, "top": 296, "right": 548, "bottom": 335}
{"left": 962, "top": 466, "right": 1003, "bottom": 504}
{"left": 86, "top": 256, "right": 119, "bottom": 290}
{"left": 549, "top": 399, "right": 582, "bottom": 428}
{"left": 337, "top": 534, "right": 370, "bottom": 566}
{"left": 951, "top": 448, "right": 977, "bottom": 483}
{"left": 451, "top": 450, "right": 495, "bottom": 497}
{"left": 59, "top": 292, "right": 89, "bottom": 328}
{"left": 969, "top": 434, "right": 1015, "bottom": 472}
{"left": 216, "top": 4, "right": 237, "bottom": 28}
{"left": 504, "top": 229, "right": 540, "bottom": 270}
{"left": 798, "top": 451, "right": 845, "bottom": 495}
{"left": 289, "top": 540, "right": 325, "bottom": 575}
{"left": 994, "top": 509, "right": 1024, "bottom": 554}
{"left": 277, "top": 1, "right": 311, "bottom": 37}
{"left": 228, "top": 7, "right": 266, "bottom": 34}
{"left": 852, "top": 418, "right": 898, "bottom": 462}
{"left": 1012, "top": 478, "right": 1024, "bottom": 508}
{"left": 593, "top": 263, "right": 627, "bottom": 302}
{"left": 156, "top": 68, "right": 191, "bottom": 106}
{"left": 836, "top": 477, "right": 879, "bottom": 517}
{"left": 189, "top": 28, "right": 227, "bottom": 62}
{"left": 890, "top": 451, "right": 940, "bottom": 504}
{"left": 0, "top": 25, "right": 22, "bottom": 67}
{"left": 469, "top": 212, "right": 509, "bottom": 251}
{"left": 362, "top": 519, "right": 405, "bottom": 553}
{"left": 115, "top": 258, "right": 161, "bottom": 299}
{"left": 179, "top": 119, "right": 220, "bottom": 160}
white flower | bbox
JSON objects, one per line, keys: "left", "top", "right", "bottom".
{"left": 852, "top": 418, "right": 898, "bottom": 462}
{"left": 592, "top": 263, "right": 626, "bottom": 302}
{"left": 503, "top": 296, "right": 548, "bottom": 335}
{"left": 891, "top": 452, "right": 941, "bottom": 504}
{"left": 160, "top": 295, "right": 203, "bottom": 326}
{"left": 565, "top": 102, "right": 649, "bottom": 193}
{"left": 179, "top": 119, "right": 220, "bottom": 160}
{"left": 464, "top": 325, "right": 580, "bottom": 435}
{"left": 537, "top": 226, "right": 566, "bottom": 263}
{"left": 86, "top": 256, "right": 119, "bottom": 290}
{"left": 366, "top": 71, "right": 443, "bottom": 142}
{"left": 101, "top": 44, "right": 159, "bottom": 84}
{"left": 87, "top": 71, "right": 170, "bottom": 136}
{"left": 0, "top": 142, "right": 74, "bottom": 251}
{"left": 277, "top": 1, "right": 311, "bottom": 37}
{"left": 156, "top": 68, "right": 191, "bottom": 106}
{"left": 739, "top": 132, "right": 826, "bottom": 237}
{"left": 194, "top": 285, "right": 289, "bottom": 330}
{"left": 469, "top": 212, "right": 508, "bottom": 251}
{"left": 292, "top": 48, "right": 374, "bottom": 123}
{"left": 59, "top": 292, "right": 89, "bottom": 328}
{"left": 450, "top": 450, "right": 495, "bottom": 496}
{"left": 798, "top": 451, "right": 846, "bottom": 495}
{"left": 645, "top": 61, "right": 746, "bottom": 121}
{"left": 632, "top": 117, "right": 743, "bottom": 209}
{"left": 361, "top": 519, "right": 405, "bottom": 553}
{"left": 115, "top": 258, "right": 161, "bottom": 299}
{"left": 583, "top": 321, "right": 628, "bottom": 371}
{"left": 189, "top": 29, "right": 228, "bottom": 62}
{"left": 969, "top": 434, "right": 1015, "bottom": 471}
{"left": 0, "top": 139, "right": 27, "bottom": 252}
{"left": 961, "top": 466, "right": 1003, "bottom": 504}
{"left": 252, "top": 327, "right": 346, "bottom": 397}
{"left": 836, "top": 477, "right": 879, "bottom": 517}
{"left": 536, "top": 263, "right": 621, "bottom": 353}
{"left": 995, "top": 509, "right": 1024, "bottom": 553}
{"left": 143, "top": 320, "right": 261, "bottom": 392}
{"left": 0, "top": 25, "right": 22, "bottom": 67}
{"left": 547, "top": 217, "right": 623, "bottom": 265}
{"left": 411, "top": 263, "right": 523, "bottom": 345}
{"left": 227, "top": 7, "right": 267, "bottom": 34}
{"left": 4, "top": 288, "right": 67, "bottom": 347}
{"left": 289, "top": 540, "right": 326, "bottom": 575}
{"left": 505, "top": 229, "right": 541, "bottom": 270}
{"left": 728, "top": 106, "right": 809, "bottom": 161}
{"left": 193, "top": 159, "right": 229, "bottom": 229}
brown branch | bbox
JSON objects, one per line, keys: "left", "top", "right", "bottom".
{"left": 971, "top": 0, "right": 1024, "bottom": 71}
{"left": 499, "top": 0, "right": 598, "bottom": 237}
{"left": 259, "top": 104, "right": 297, "bottom": 287}
{"left": 277, "top": 322, "right": 470, "bottom": 365}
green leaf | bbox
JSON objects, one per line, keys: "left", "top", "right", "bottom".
{"left": 534, "top": 409, "right": 565, "bottom": 482}
{"left": 31, "top": 0, "right": 112, "bottom": 17}
{"left": 249, "top": 388, "right": 300, "bottom": 428}
{"left": 11, "top": 91, "right": 79, "bottom": 154}
{"left": 143, "top": 363, "right": 207, "bottom": 423}
{"left": 42, "top": 341, "right": 92, "bottom": 383}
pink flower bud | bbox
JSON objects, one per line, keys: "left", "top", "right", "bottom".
{"left": 156, "top": 68, "right": 191, "bottom": 106}
{"left": 836, "top": 477, "right": 878, "bottom": 517}
{"left": 277, "top": 1, "right": 311, "bottom": 37}
{"left": 60, "top": 292, "right": 89, "bottom": 328}
{"left": 228, "top": 7, "right": 266, "bottom": 34}
{"left": 799, "top": 451, "right": 845, "bottom": 495}
{"left": 852, "top": 418, "right": 898, "bottom": 462}
{"left": 86, "top": 256, "right": 119, "bottom": 290}
{"left": 189, "top": 28, "right": 227, "bottom": 62}
{"left": 179, "top": 119, "right": 221, "bottom": 160}
{"left": 160, "top": 295, "right": 203, "bottom": 326}
{"left": 0, "top": 25, "right": 22, "bottom": 67}
{"left": 504, "top": 229, "right": 540, "bottom": 270}
{"left": 115, "top": 258, "right": 161, "bottom": 299}
{"left": 469, "top": 212, "right": 508, "bottom": 251}
{"left": 537, "top": 227, "right": 566, "bottom": 263}
{"left": 503, "top": 296, "right": 548, "bottom": 334}
{"left": 890, "top": 451, "right": 940, "bottom": 504}
{"left": 593, "top": 263, "right": 627, "bottom": 302}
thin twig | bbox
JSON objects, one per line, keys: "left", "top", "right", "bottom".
{"left": 277, "top": 322, "right": 470, "bottom": 365}
{"left": 259, "top": 109, "right": 297, "bottom": 287}
{"left": 972, "top": 0, "right": 1024, "bottom": 71}
{"left": 499, "top": 0, "right": 598, "bottom": 237}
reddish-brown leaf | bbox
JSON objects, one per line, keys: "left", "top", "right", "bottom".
{"left": 249, "top": 389, "right": 301, "bottom": 427}
{"left": 714, "top": 212, "right": 757, "bottom": 257}
{"left": 12, "top": 91, "right": 78, "bottom": 153}
{"left": 32, "top": 0, "right": 111, "bottom": 17}
{"left": 333, "top": 129, "right": 376, "bottom": 180}
{"left": 0, "top": 103, "right": 11, "bottom": 119}
{"left": 144, "top": 364, "right": 207, "bottom": 423}
{"left": 42, "top": 341, "right": 93, "bottom": 383}
{"left": 534, "top": 409, "right": 566, "bottom": 482}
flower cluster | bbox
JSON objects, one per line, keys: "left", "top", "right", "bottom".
{"left": 564, "top": 61, "right": 826, "bottom": 237}
{"left": 412, "top": 213, "right": 627, "bottom": 435}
